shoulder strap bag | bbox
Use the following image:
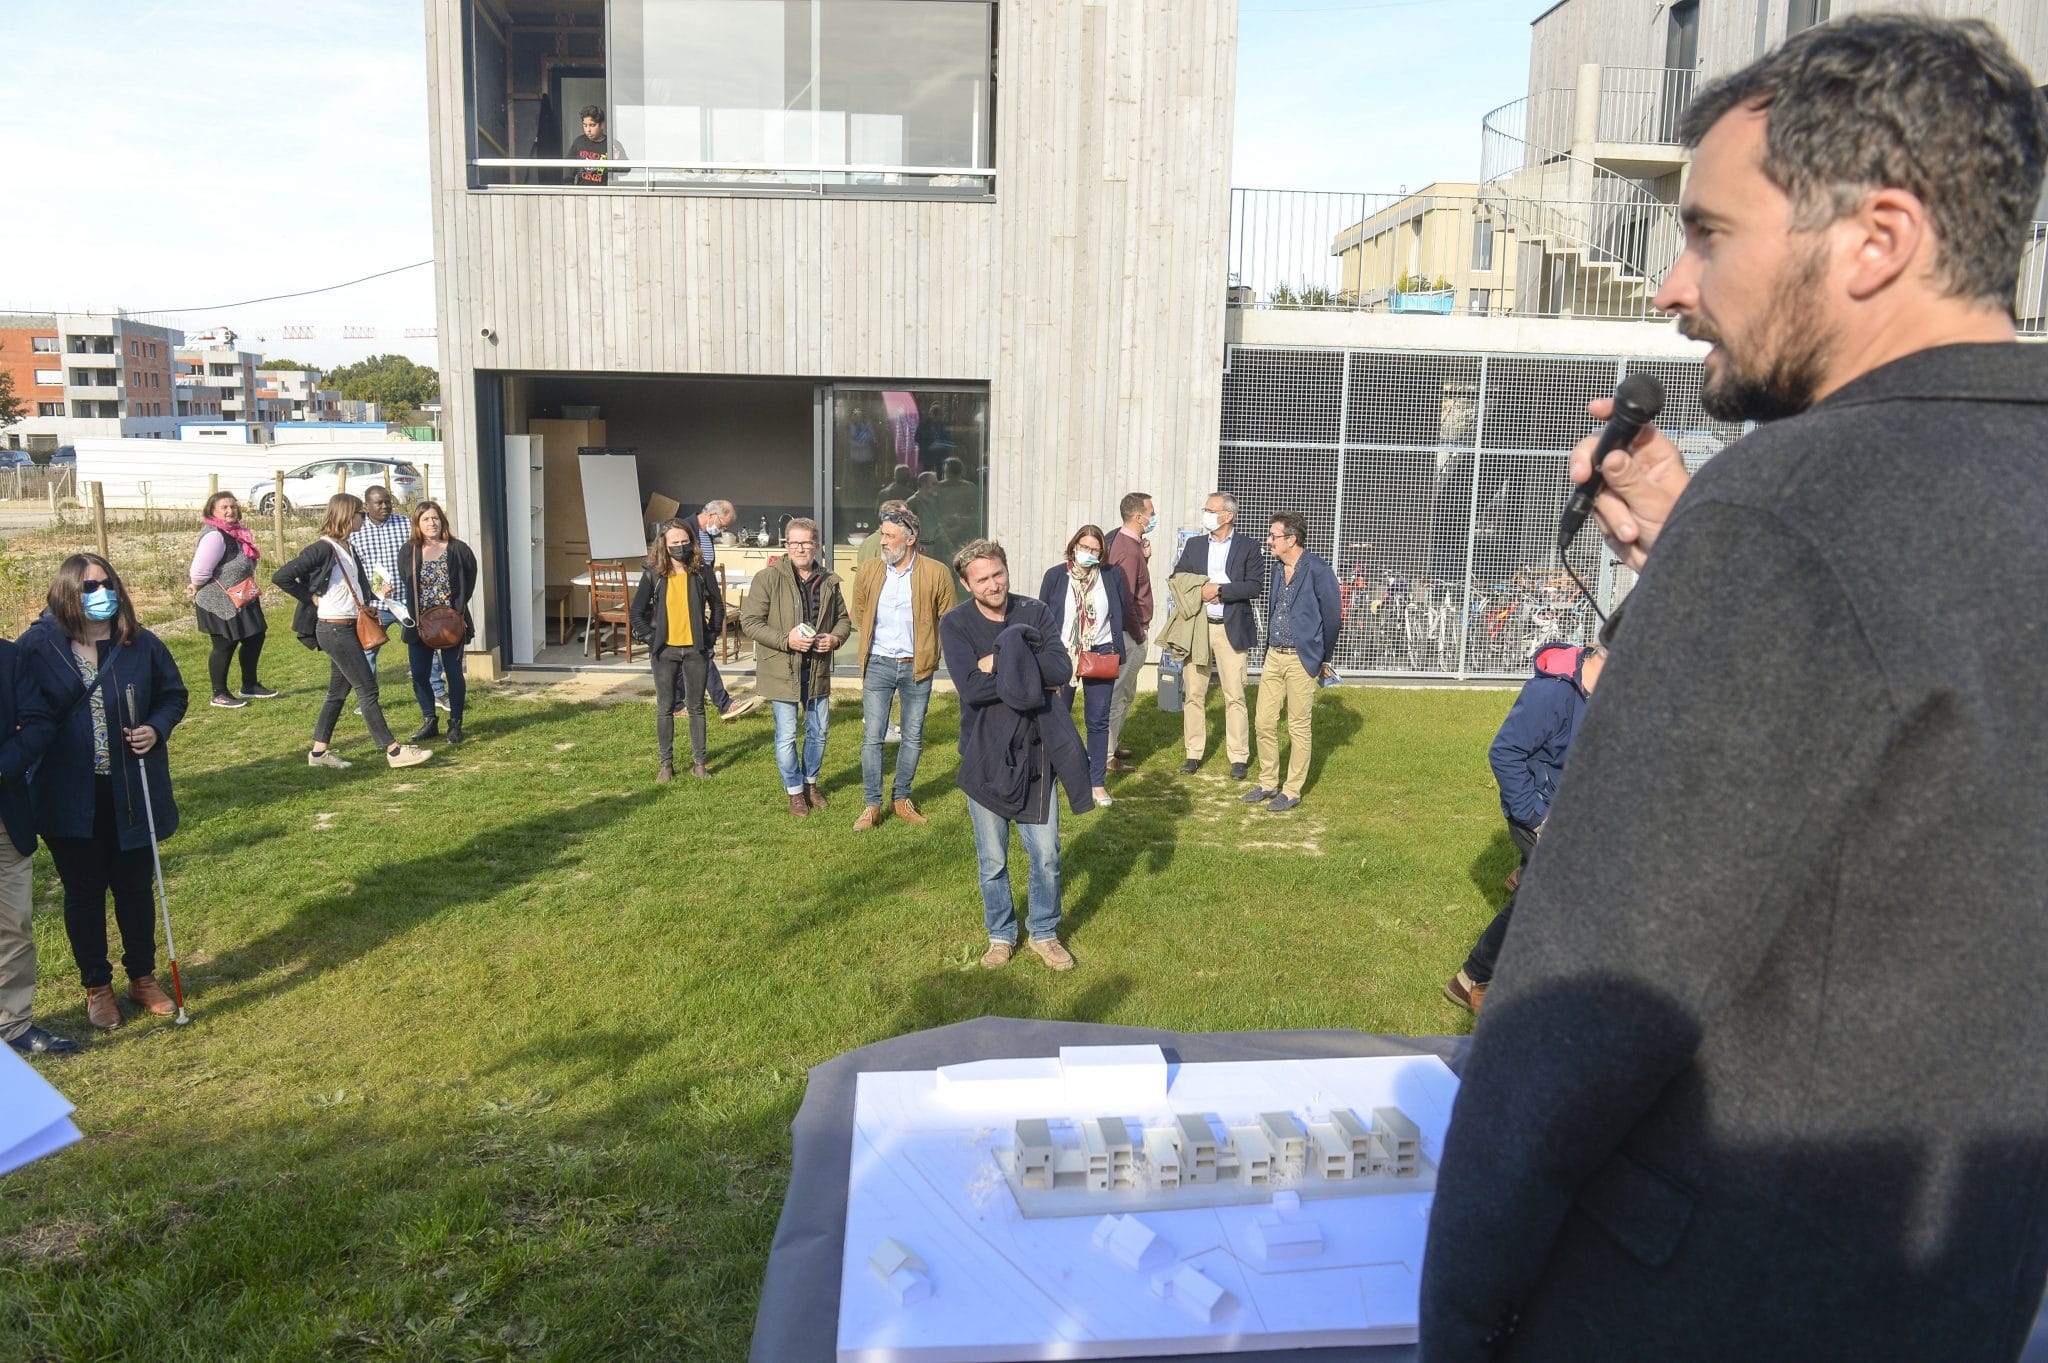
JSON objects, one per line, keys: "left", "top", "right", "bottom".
{"left": 412, "top": 548, "right": 465, "bottom": 650}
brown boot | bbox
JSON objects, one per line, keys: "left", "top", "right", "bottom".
{"left": 891, "top": 798, "right": 928, "bottom": 826}
{"left": 853, "top": 805, "right": 884, "bottom": 830}
{"left": 805, "top": 782, "right": 828, "bottom": 810}
{"left": 84, "top": 985, "right": 122, "bottom": 1029}
{"left": 691, "top": 761, "right": 709, "bottom": 779}
{"left": 129, "top": 974, "right": 176, "bottom": 1017}
{"left": 788, "top": 792, "right": 811, "bottom": 818}
{"left": 657, "top": 762, "right": 675, "bottom": 784}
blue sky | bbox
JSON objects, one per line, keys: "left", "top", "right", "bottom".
{"left": 0, "top": 0, "right": 1552, "bottom": 370}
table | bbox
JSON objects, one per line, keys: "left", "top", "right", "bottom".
{"left": 749, "top": 1018, "right": 1467, "bottom": 1363}
{"left": 563, "top": 568, "right": 750, "bottom": 655}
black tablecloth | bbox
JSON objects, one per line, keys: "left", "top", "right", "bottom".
{"left": 749, "top": 1017, "right": 1469, "bottom": 1363}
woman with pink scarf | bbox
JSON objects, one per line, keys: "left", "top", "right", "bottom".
{"left": 187, "top": 491, "right": 277, "bottom": 708}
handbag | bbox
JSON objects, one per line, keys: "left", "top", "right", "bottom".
{"left": 411, "top": 551, "right": 465, "bottom": 649}
{"left": 1074, "top": 649, "right": 1120, "bottom": 681}
{"left": 417, "top": 606, "right": 464, "bottom": 650}
{"left": 330, "top": 538, "right": 388, "bottom": 650}
{"left": 224, "top": 576, "right": 260, "bottom": 609}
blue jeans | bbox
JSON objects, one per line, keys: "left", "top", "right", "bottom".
{"left": 861, "top": 657, "right": 932, "bottom": 807}
{"left": 369, "top": 606, "right": 445, "bottom": 696}
{"left": 772, "top": 696, "right": 830, "bottom": 793}
{"left": 967, "top": 795, "right": 1062, "bottom": 945}
{"left": 363, "top": 605, "right": 399, "bottom": 671}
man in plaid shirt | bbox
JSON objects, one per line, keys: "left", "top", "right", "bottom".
{"left": 349, "top": 485, "right": 427, "bottom": 688}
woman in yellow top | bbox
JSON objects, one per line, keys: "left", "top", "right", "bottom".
{"left": 630, "top": 519, "right": 725, "bottom": 783}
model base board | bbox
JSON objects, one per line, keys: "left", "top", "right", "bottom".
{"left": 837, "top": 1048, "right": 1459, "bottom": 1362}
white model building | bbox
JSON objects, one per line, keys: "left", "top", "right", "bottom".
{"left": 869, "top": 1238, "right": 932, "bottom": 1306}
{"left": 1015, "top": 1118, "right": 1056, "bottom": 1190}
{"left": 1151, "top": 1263, "right": 1233, "bottom": 1323}
{"left": 1259, "top": 1111, "right": 1308, "bottom": 1175}
{"left": 1090, "top": 1213, "right": 1165, "bottom": 1271}
{"left": 1252, "top": 1215, "right": 1324, "bottom": 1261}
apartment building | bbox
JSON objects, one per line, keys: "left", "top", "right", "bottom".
{"left": 176, "top": 331, "right": 265, "bottom": 424}
{"left": 427, "top": 0, "right": 1236, "bottom": 667}
{"left": 257, "top": 368, "right": 342, "bottom": 423}
{"left": 0, "top": 313, "right": 184, "bottom": 450}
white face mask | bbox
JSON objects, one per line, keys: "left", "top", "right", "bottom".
{"left": 1201, "top": 511, "right": 1223, "bottom": 533}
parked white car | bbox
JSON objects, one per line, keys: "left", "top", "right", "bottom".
{"left": 250, "top": 457, "right": 422, "bottom": 513}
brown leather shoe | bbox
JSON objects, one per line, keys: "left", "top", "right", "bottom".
{"left": 1105, "top": 757, "right": 1135, "bottom": 773}
{"left": 891, "top": 798, "right": 928, "bottom": 826}
{"left": 853, "top": 804, "right": 884, "bottom": 830}
{"left": 806, "top": 782, "right": 828, "bottom": 810}
{"left": 788, "top": 793, "right": 811, "bottom": 818}
{"left": 84, "top": 985, "right": 121, "bottom": 1029}
{"left": 691, "top": 761, "right": 709, "bottom": 779}
{"left": 1113, "top": 747, "right": 1133, "bottom": 760}
{"left": 1504, "top": 866, "right": 1522, "bottom": 893}
{"left": 129, "top": 974, "right": 176, "bottom": 1017}
{"left": 657, "top": 762, "right": 675, "bottom": 784}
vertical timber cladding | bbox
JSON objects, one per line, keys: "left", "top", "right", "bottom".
{"left": 1218, "top": 344, "right": 1739, "bottom": 679}
{"left": 423, "top": 0, "right": 1240, "bottom": 656}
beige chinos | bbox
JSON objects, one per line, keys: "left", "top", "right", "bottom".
{"left": 1254, "top": 647, "right": 1318, "bottom": 798}
{"left": 1181, "top": 620, "right": 1250, "bottom": 764}
{"left": 0, "top": 839, "right": 34, "bottom": 1042}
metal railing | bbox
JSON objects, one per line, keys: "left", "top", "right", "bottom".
{"left": 468, "top": 157, "right": 994, "bottom": 196}
{"left": 1596, "top": 66, "right": 1696, "bottom": 145}
{"left": 1228, "top": 187, "right": 1678, "bottom": 321}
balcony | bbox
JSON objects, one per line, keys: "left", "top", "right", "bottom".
{"left": 64, "top": 349, "right": 118, "bottom": 367}
{"left": 1227, "top": 186, "right": 2048, "bottom": 336}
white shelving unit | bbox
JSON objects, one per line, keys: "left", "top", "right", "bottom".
{"left": 504, "top": 434, "right": 544, "bottom": 663}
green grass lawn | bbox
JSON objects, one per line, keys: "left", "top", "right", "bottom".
{"left": 0, "top": 631, "right": 1514, "bottom": 1362}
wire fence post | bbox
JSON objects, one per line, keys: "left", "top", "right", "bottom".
{"left": 91, "top": 482, "right": 109, "bottom": 560}
{"left": 273, "top": 469, "right": 287, "bottom": 559}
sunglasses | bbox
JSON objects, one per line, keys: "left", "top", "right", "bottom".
{"left": 82, "top": 578, "right": 112, "bottom": 590}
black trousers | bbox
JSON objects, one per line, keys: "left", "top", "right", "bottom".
{"left": 313, "top": 620, "right": 396, "bottom": 749}
{"left": 653, "top": 646, "right": 709, "bottom": 765}
{"left": 207, "top": 631, "right": 266, "bottom": 698}
{"left": 45, "top": 775, "right": 157, "bottom": 989}
{"left": 1463, "top": 818, "right": 1543, "bottom": 985}
{"left": 407, "top": 641, "right": 466, "bottom": 723}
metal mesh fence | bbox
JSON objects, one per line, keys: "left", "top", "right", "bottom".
{"left": 1218, "top": 343, "right": 1743, "bottom": 679}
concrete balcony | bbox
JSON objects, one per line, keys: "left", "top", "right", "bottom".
{"left": 64, "top": 350, "right": 119, "bottom": 368}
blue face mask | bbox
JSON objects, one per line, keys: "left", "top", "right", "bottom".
{"left": 1074, "top": 551, "right": 1100, "bottom": 569}
{"left": 83, "top": 586, "right": 120, "bottom": 621}
{"left": 1143, "top": 515, "right": 1157, "bottom": 534}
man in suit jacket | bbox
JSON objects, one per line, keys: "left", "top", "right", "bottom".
{"left": 1241, "top": 511, "right": 1340, "bottom": 813}
{"left": 1171, "top": 491, "right": 1262, "bottom": 780}
{"left": 0, "top": 638, "right": 66, "bottom": 1055}
{"left": 1420, "top": 17, "right": 2048, "bottom": 1361}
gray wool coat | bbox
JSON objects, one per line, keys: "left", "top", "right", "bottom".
{"left": 1419, "top": 343, "right": 2048, "bottom": 1362}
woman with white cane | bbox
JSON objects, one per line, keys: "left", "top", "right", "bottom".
{"left": 18, "top": 555, "right": 189, "bottom": 1031}
{"left": 124, "top": 683, "right": 188, "bottom": 1025}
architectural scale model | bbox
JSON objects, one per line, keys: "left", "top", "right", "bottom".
{"left": 837, "top": 1045, "right": 1460, "bottom": 1362}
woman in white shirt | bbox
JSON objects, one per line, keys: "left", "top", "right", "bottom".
{"left": 1037, "top": 525, "right": 1128, "bottom": 805}
{"left": 270, "top": 494, "right": 431, "bottom": 769}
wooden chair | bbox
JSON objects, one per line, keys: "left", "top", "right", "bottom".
{"left": 717, "top": 564, "right": 747, "bottom": 662}
{"left": 588, "top": 560, "right": 635, "bottom": 662}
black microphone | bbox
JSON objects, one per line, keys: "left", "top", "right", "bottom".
{"left": 1558, "top": 372, "right": 1665, "bottom": 552}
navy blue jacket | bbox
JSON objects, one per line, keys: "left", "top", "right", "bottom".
{"left": 1487, "top": 642, "right": 1590, "bottom": 829}
{"left": 1171, "top": 532, "right": 1265, "bottom": 653}
{"left": 18, "top": 614, "right": 188, "bottom": 850}
{"left": 941, "top": 595, "right": 1093, "bottom": 823}
{"left": 0, "top": 640, "right": 56, "bottom": 856}
{"left": 1263, "top": 549, "right": 1342, "bottom": 678}
{"left": 1035, "top": 564, "right": 1128, "bottom": 665}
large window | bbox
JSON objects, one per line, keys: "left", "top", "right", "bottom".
{"left": 603, "top": 0, "right": 993, "bottom": 192}
{"left": 831, "top": 386, "right": 987, "bottom": 568}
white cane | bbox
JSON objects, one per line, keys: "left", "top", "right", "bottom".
{"left": 125, "top": 684, "right": 188, "bottom": 1024}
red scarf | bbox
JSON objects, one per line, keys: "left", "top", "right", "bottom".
{"left": 204, "top": 515, "right": 260, "bottom": 564}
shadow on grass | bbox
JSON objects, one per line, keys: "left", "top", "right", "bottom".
{"left": 172, "top": 695, "right": 601, "bottom": 817}
{"left": 190, "top": 791, "right": 654, "bottom": 1021}
{"left": 1467, "top": 823, "right": 1520, "bottom": 906}
{"left": 1059, "top": 769, "right": 1193, "bottom": 940}
{"left": 881, "top": 967, "right": 1135, "bottom": 1036}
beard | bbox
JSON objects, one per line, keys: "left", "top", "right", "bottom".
{"left": 881, "top": 543, "right": 908, "bottom": 567}
{"left": 1689, "top": 243, "right": 1834, "bottom": 423}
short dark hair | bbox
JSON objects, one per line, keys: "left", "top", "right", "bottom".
{"left": 1118, "top": 491, "right": 1153, "bottom": 522}
{"left": 1270, "top": 511, "right": 1308, "bottom": 547}
{"left": 942, "top": 456, "right": 965, "bottom": 480}
{"left": 580, "top": 105, "right": 605, "bottom": 125}
{"left": 953, "top": 538, "right": 1007, "bottom": 581}
{"left": 1680, "top": 15, "right": 2048, "bottom": 305}
{"left": 49, "top": 553, "right": 139, "bottom": 646}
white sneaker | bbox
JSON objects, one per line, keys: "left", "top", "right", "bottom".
{"left": 386, "top": 744, "right": 432, "bottom": 768}
{"left": 884, "top": 724, "right": 902, "bottom": 743}
{"left": 434, "top": 695, "right": 451, "bottom": 712}
{"left": 309, "top": 750, "right": 351, "bottom": 769}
